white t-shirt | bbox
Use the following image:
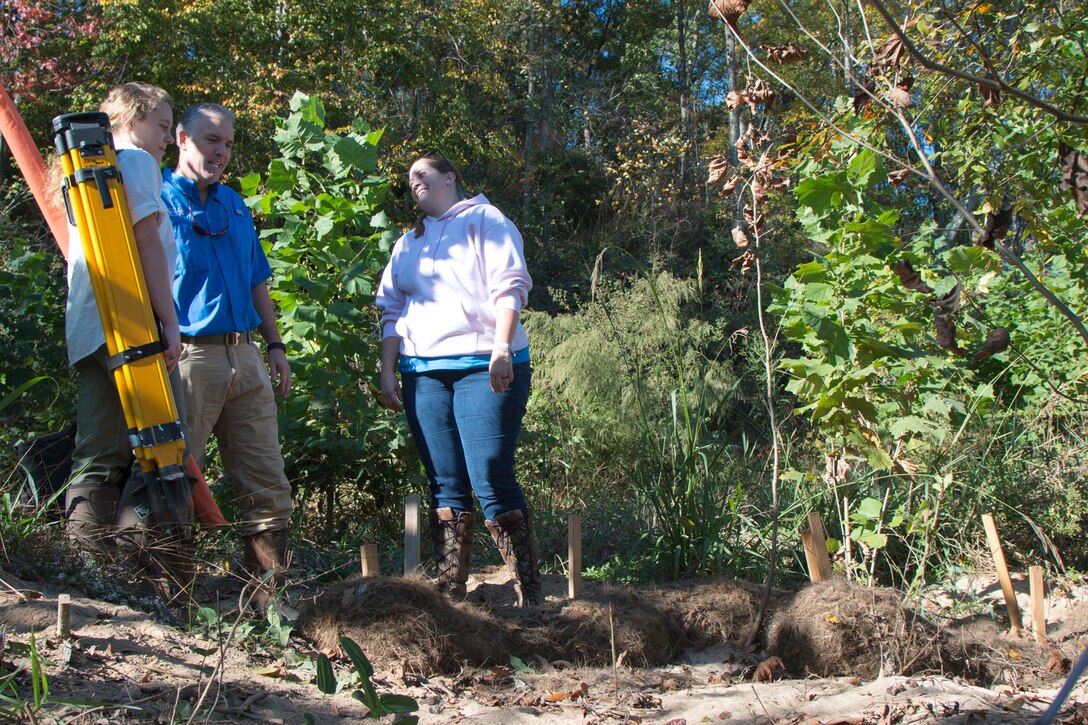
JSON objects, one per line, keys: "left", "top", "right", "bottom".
{"left": 65, "top": 143, "right": 176, "bottom": 365}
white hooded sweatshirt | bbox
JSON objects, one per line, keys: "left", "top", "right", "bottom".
{"left": 376, "top": 194, "right": 532, "bottom": 358}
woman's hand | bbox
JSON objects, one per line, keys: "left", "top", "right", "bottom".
{"left": 381, "top": 368, "right": 404, "bottom": 411}
{"left": 161, "top": 322, "right": 181, "bottom": 374}
{"left": 489, "top": 347, "right": 514, "bottom": 393}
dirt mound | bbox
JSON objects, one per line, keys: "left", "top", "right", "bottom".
{"left": 650, "top": 577, "right": 770, "bottom": 649}
{"left": 766, "top": 580, "right": 949, "bottom": 678}
{"left": 297, "top": 576, "right": 507, "bottom": 674}
{"left": 515, "top": 584, "right": 685, "bottom": 667}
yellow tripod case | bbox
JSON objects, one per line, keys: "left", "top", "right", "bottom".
{"left": 53, "top": 112, "right": 191, "bottom": 543}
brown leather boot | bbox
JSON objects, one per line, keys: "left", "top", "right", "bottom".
{"left": 242, "top": 528, "right": 295, "bottom": 621}
{"left": 431, "top": 507, "right": 474, "bottom": 599}
{"left": 485, "top": 509, "right": 542, "bottom": 607}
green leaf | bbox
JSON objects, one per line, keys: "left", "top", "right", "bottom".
{"left": 340, "top": 636, "right": 374, "bottom": 679}
{"left": 315, "top": 654, "right": 337, "bottom": 694}
{"left": 856, "top": 497, "right": 883, "bottom": 520}
{"left": 379, "top": 694, "right": 419, "bottom": 714}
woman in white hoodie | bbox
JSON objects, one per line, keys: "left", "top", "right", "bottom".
{"left": 376, "top": 154, "right": 541, "bottom": 606}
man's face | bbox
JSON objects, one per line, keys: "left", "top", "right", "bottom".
{"left": 177, "top": 112, "right": 234, "bottom": 188}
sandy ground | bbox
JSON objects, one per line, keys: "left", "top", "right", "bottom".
{"left": 0, "top": 565, "right": 1085, "bottom": 724}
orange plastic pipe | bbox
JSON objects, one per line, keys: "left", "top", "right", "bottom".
{"left": 188, "top": 457, "right": 227, "bottom": 527}
{"left": 0, "top": 86, "right": 69, "bottom": 257}
{"left": 1, "top": 82, "right": 227, "bottom": 529}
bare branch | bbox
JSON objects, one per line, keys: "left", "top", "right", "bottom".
{"left": 867, "top": 0, "right": 1088, "bottom": 124}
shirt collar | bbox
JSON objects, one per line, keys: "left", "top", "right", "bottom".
{"left": 165, "top": 167, "right": 219, "bottom": 203}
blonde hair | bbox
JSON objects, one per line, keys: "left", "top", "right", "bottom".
{"left": 99, "top": 82, "right": 172, "bottom": 132}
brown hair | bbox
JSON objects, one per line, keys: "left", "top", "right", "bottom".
{"left": 98, "top": 82, "right": 172, "bottom": 132}
{"left": 412, "top": 153, "right": 465, "bottom": 238}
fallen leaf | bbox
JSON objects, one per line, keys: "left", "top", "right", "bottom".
{"left": 545, "top": 692, "right": 569, "bottom": 702}
{"left": 718, "top": 712, "right": 733, "bottom": 721}
{"left": 663, "top": 719, "right": 687, "bottom": 725}
{"left": 1008, "top": 649, "right": 1023, "bottom": 660}
{"left": 662, "top": 677, "right": 683, "bottom": 691}
{"left": 1047, "top": 649, "right": 1071, "bottom": 674}
{"left": 973, "top": 327, "right": 1009, "bottom": 362}
{"left": 825, "top": 615, "right": 840, "bottom": 624}
{"left": 753, "top": 656, "right": 786, "bottom": 683}
{"left": 253, "top": 664, "right": 286, "bottom": 678}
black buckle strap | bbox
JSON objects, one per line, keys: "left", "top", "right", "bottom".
{"left": 107, "top": 341, "right": 166, "bottom": 371}
{"left": 128, "top": 420, "right": 184, "bottom": 449}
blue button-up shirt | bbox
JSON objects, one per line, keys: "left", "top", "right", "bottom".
{"left": 161, "top": 168, "right": 272, "bottom": 336}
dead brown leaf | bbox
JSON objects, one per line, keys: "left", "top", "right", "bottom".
{"left": 731, "top": 249, "right": 756, "bottom": 274}
{"left": 888, "top": 168, "right": 911, "bottom": 186}
{"left": 874, "top": 35, "right": 907, "bottom": 67}
{"left": 979, "top": 76, "right": 1001, "bottom": 108}
{"left": 708, "top": 0, "right": 750, "bottom": 27}
{"left": 753, "top": 656, "right": 786, "bottom": 683}
{"left": 764, "top": 43, "right": 809, "bottom": 63}
{"left": 1059, "top": 143, "right": 1088, "bottom": 218}
{"left": 707, "top": 156, "right": 730, "bottom": 185}
{"left": 662, "top": 677, "right": 683, "bottom": 691}
{"left": 854, "top": 79, "right": 876, "bottom": 114}
{"left": 663, "top": 719, "right": 688, "bottom": 725}
{"left": 935, "top": 312, "right": 965, "bottom": 356}
{"left": 1047, "top": 649, "right": 1071, "bottom": 675}
{"left": 732, "top": 227, "right": 750, "bottom": 249}
{"left": 722, "top": 174, "right": 740, "bottom": 195}
{"left": 889, "top": 86, "right": 914, "bottom": 109}
{"left": 977, "top": 207, "right": 1011, "bottom": 249}
{"left": 893, "top": 260, "right": 933, "bottom": 294}
{"left": 726, "top": 90, "right": 748, "bottom": 111}
{"left": 973, "top": 327, "right": 1010, "bottom": 362}
{"left": 747, "top": 78, "right": 776, "bottom": 108}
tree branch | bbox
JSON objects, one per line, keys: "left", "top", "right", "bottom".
{"left": 866, "top": 0, "right": 1088, "bottom": 125}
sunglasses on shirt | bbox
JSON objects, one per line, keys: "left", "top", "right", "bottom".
{"left": 188, "top": 195, "right": 229, "bottom": 237}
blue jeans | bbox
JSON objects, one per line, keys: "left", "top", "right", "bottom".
{"left": 402, "top": 363, "right": 531, "bottom": 522}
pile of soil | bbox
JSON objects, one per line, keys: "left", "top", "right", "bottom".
{"left": 297, "top": 572, "right": 1060, "bottom": 684}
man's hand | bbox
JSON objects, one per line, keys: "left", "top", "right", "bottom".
{"left": 268, "top": 348, "right": 291, "bottom": 396}
{"left": 161, "top": 322, "right": 181, "bottom": 374}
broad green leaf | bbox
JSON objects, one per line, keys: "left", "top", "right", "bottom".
{"left": 340, "top": 636, "right": 374, "bottom": 679}
{"left": 315, "top": 654, "right": 337, "bottom": 694}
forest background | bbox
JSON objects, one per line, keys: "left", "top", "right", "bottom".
{"left": 2, "top": 0, "right": 1087, "bottom": 593}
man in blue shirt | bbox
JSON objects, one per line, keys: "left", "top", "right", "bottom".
{"left": 162, "top": 103, "right": 293, "bottom": 620}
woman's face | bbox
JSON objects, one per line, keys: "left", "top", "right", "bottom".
{"left": 408, "top": 159, "right": 457, "bottom": 216}
{"left": 124, "top": 102, "right": 174, "bottom": 164}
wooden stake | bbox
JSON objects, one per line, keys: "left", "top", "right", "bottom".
{"left": 404, "top": 495, "right": 421, "bottom": 575}
{"left": 568, "top": 514, "right": 582, "bottom": 599}
{"left": 56, "top": 594, "right": 71, "bottom": 640}
{"left": 807, "top": 512, "right": 833, "bottom": 580}
{"left": 982, "top": 513, "right": 1022, "bottom": 636}
{"left": 801, "top": 529, "right": 825, "bottom": 583}
{"left": 1030, "top": 565, "right": 1046, "bottom": 645}
{"left": 361, "top": 543, "right": 379, "bottom": 577}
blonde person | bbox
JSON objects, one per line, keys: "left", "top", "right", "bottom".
{"left": 63, "top": 83, "right": 190, "bottom": 555}
{"left": 376, "top": 153, "right": 541, "bottom": 606}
